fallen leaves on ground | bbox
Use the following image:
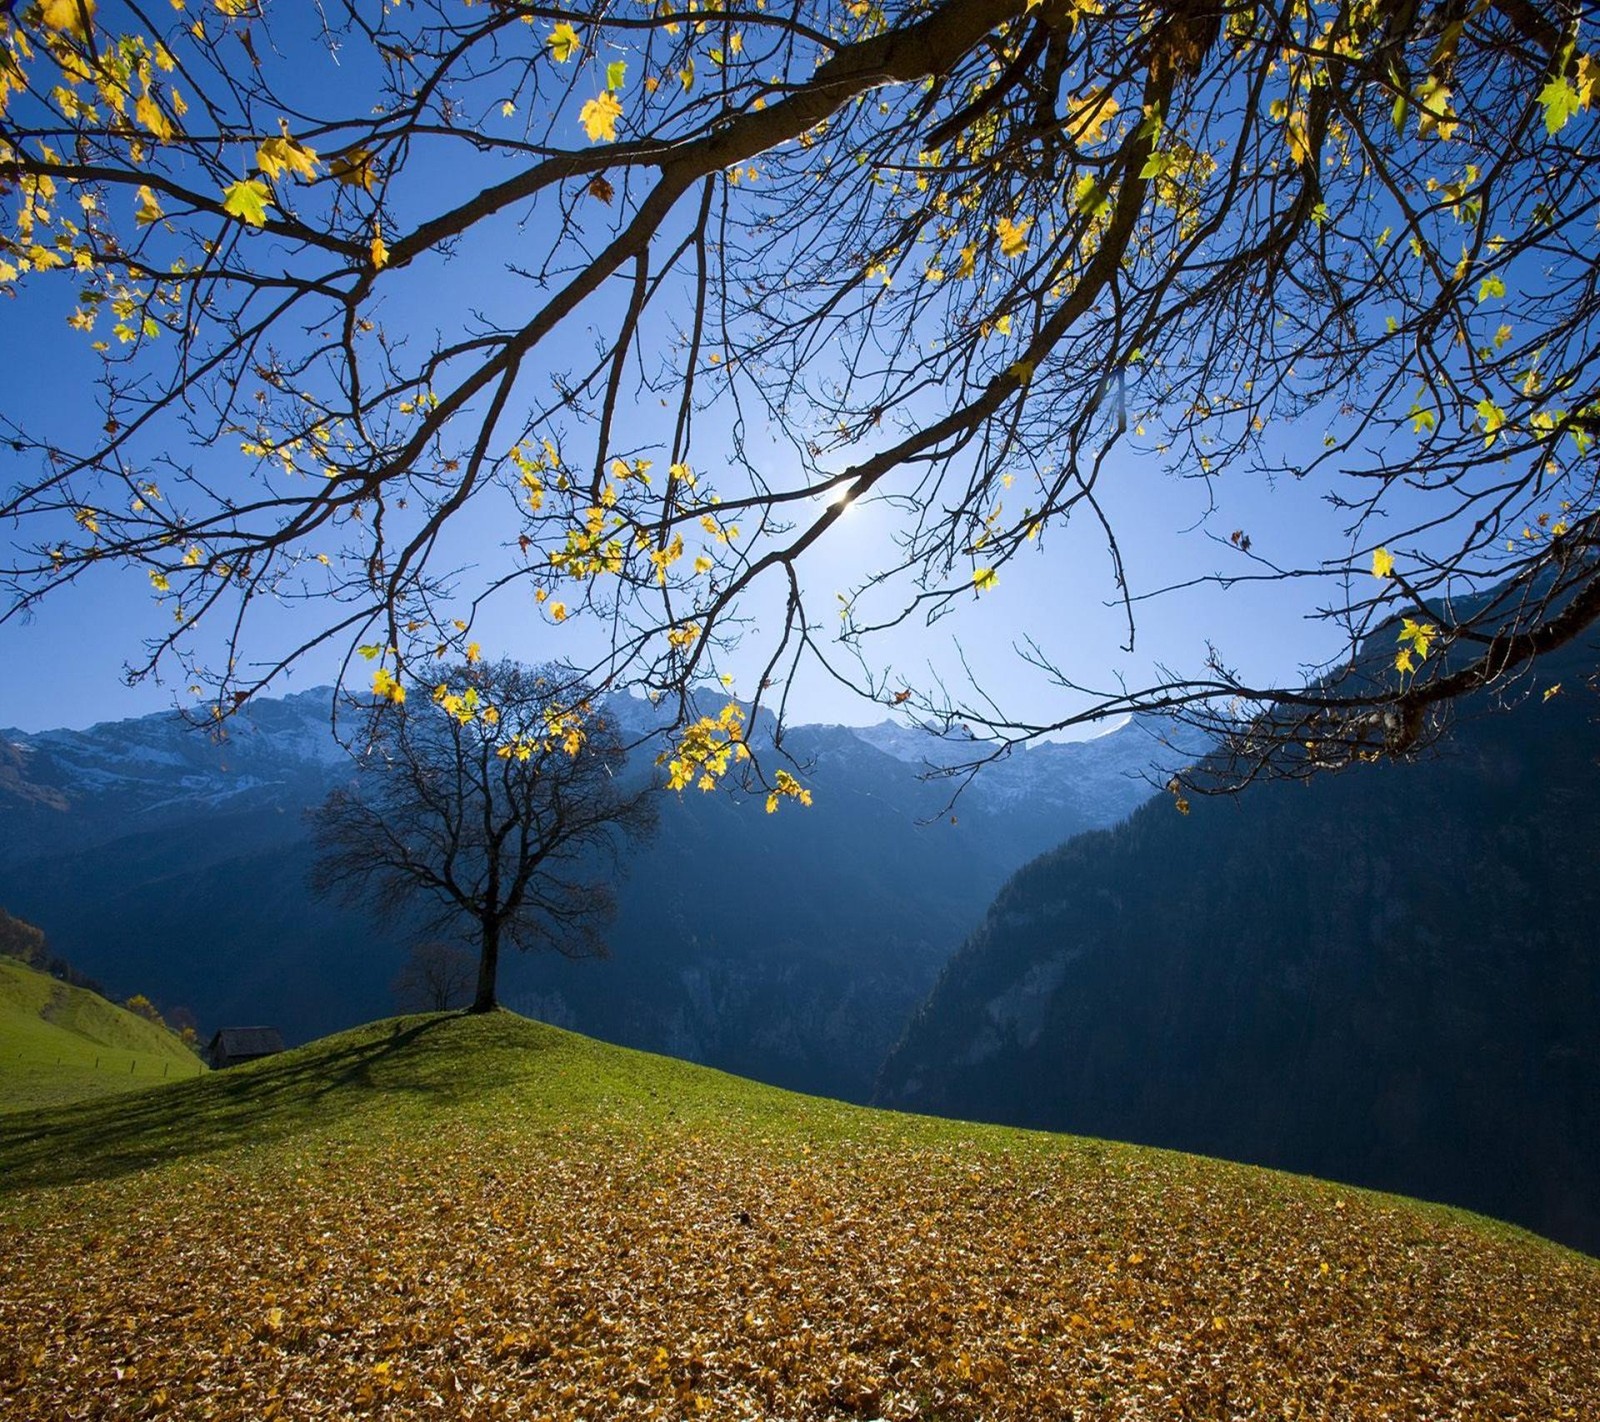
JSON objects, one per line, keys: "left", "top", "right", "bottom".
{"left": 2, "top": 1116, "right": 1597, "bottom": 1420}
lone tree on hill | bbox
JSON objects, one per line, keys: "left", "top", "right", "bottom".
{"left": 311, "top": 660, "right": 658, "bottom": 1014}
{"left": 2, "top": 1, "right": 1599, "bottom": 791}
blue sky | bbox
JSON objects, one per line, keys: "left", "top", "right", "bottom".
{"left": 0, "top": 1, "right": 1382, "bottom": 737}
{"left": 0, "top": 204, "right": 1360, "bottom": 735}
{"left": 0, "top": 306, "right": 1357, "bottom": 738}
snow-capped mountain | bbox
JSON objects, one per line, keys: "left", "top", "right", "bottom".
{"left": 1, "top": 688, "right": 347, "bottom": 831}
{"left": 0, "top": 688, "right": 1192, "bottom": 1101}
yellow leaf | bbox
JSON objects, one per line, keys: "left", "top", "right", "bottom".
{"left": 1415, "top": 77, "right": 1458, "bottom": 141}
{"left": 579, "top": 91, "right": 623, "bottom": 143}
{"left": 371, "top": 667, "right": 406, "bottom": 704}
{"left": 1286, "top": 110, "right": 1311, "bottom": 165}
{"left": 134, "top": 185, "right": 165, "bottom": 226}
{"left": 973, "top": 567, "right": 998, "bottom": 592}
{"left": 370, "top": 225, "right": 389, "bottom": 269}
{"left": 1371, "top": 547, "right": 1394, "bottom": 578}
{"left": 465, "top": 641, "right": 481, "bottom": 663}
{"left": 148, "top": 570, "right": 170, "bottom": 592}
{"left": 221, "top": 178, "right": 271, "bottom": 227}
{"left": 995, "top": 215, "right": 1030, "bottom": 259}
{"left": 765, "top": 767, "right": 813, "bottom": 813}
{"left": 257, "top": 131, "right": 321, "bottom": 182}
{"left": 39, "top": 0, "right": 96, "bottom": 42}
{"left": 135, "top": 91, "right": 175, "bottom": 141}
{"left": 1067, "top": 89, "right": 1118, "bottom": 146}
{"left": 329, "top": 148, "right": 377, "bottom": 193}
{"left": 1397, "top": 617, "right": 1437, "bottom": 664}
{"left": 548, "top": 21, "right": 580, "bottom": 63}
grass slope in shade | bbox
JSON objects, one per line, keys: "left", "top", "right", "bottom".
{"left": 1, "top": 1013, "right": 1596, "bottom": 1420}
{"left": 0, "top": 956, "right": 204, "bottom": 1113}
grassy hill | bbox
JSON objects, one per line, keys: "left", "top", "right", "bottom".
{"left": 1, "top": 1012, "right": 1596, "bottom": 1419}
{"left": 0, "top": 956, "right": 204, "bottom": 1112}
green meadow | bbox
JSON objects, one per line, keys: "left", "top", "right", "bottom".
{"left": 0, "top": 956, "right": 204, "bottom": 1113}
{"left": 1, "top": 1010, "right": 1596, "bottom": 1419}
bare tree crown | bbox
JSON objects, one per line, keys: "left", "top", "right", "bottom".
{"left": 311, "top": 659, "right": 658, "bottom": 1010}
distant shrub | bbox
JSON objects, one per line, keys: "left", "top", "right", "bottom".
{"left": 123, "top": 994, "right": 168, "bottom": 1029}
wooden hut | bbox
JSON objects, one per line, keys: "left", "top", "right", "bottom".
{"left": 205, "top": 1026, "right": 285, "bottom": 1069}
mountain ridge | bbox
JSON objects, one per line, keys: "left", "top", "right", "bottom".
{"left": 0, "top": 686, "right": 1190, "bottom": 1101}
{"left": 875, "top": 635, "right": 1600, "bottom": 1254}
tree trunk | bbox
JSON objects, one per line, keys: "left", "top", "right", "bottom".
{"left": 470, "top": 919, "right": 500, "bottom": 1013}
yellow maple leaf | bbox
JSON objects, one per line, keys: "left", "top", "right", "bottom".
{"left": 1286, "top": 110, "right": 1311, "bottom": 165}
{"left": 134, "top": 185, "right": 165, "bottom": 226}
{"left": 1371, "top": 547, "right": 1394, "bottom": 578}
{"left": 329, "top": 148, "right": 377, "bottom": 193}
{"left": 371, "top": 667, "right": 406, "bottom": 704}
{"left": 1415, "top": 77, "right": 1458, "bottom": 141}
{"left": 1067, "top": 89, "right": 1118, "bottom": 146}
{"left": 973, "top": 567, "right": 998, "bottom": 592}
{"left": 39, "top": 0, "right": 96, "bottom": 42}
{"left": 134, "top": 91, "right": 176, "bottom": 141}
{"left": 1401, "top": 618, "right": 1434, "bottom": 654}
{"left": 257, "top": 131, "right": 322, "bottom": 182}
{"left": 579, "top": 91, "right": 623, "bottom": 142}
{"left": 548, "top": 21, "right": 580, "bottom": 63}
{"left": 370, "top": 225, "right": 389, "bottom": 269}
{"left": 221, "top": 178, "right": 270, "bottom": 227}
{"left": 995, "top": 216, "right": 1030, "bottom": 259}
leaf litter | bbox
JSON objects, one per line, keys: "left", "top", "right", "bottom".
{"left": 1, "top": 1018, "right": 1597, "bottom": 1419}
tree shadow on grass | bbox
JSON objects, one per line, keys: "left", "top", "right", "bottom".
{"left": 0, "top": 1013, "right": 532, "bottom": 1193}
